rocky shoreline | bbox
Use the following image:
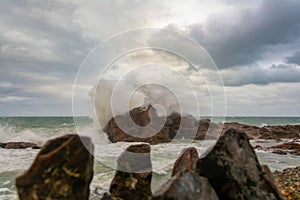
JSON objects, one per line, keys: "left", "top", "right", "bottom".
{"left": 274, "top": 166, "right": 300, "bottom": 199}
{"left": 14, "top": 129, "right": 293, "bottom": 200}
{"left": 104, "top": 105, "right": 300, "bottom": 144}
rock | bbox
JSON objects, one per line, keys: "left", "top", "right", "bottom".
{"left": 16, "top": 134, "right": 94, "bottom": 200}
{"left": 109, "top": 144, "right": 152, "bottom": 200}
{"left": 153, "top": 171, "right": 219, "bottom": 200}
{"left": 196, "top": 128, "right": 283, "bottom": 200}
{"left": 254, "top": 141, "right": 300, "bottom": 156}
{"left": 101, "top": 192, "right": 112, "bottom": 200}
{"left": 104, "top": 105, "right": 300, "bottom": 145}
{"left": 269, "top": 141, "right": 300, "bottom": 156}
{"left": 261, "top": 165, "right": 283, "bottom": 197}
{"left": 172, "top": 147, "right": 199, "bottom": 176}
{"left": 104, "top": 105, "right": 212, "bottom": 144}
{"left": 273, "top": 166, "right": 300, "bottom": 199}
{"left": 0, "top": 141, "right": 40, "bottom": 149}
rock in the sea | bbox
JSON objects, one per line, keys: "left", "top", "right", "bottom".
{"left": 104, "top": 105, "right": 212, "bottom": 144}
{"left": 108, "top": 144, "right": 152, "bottom": 200}
{"left": 104, "top": 105, "right": 300, "bottom": 144}
{"left": 196, "top": 128, "right": 283, "bottom": 200}
{"left": 0, "top": 141, "right": 40, "bottom": 149}
{"left": 172, "top": 147, "right": 199, "bottom": 176}
{"left": 269, "top": 141, "right": 300, "bottom": 156}
{"left": 254, "top": 141, "right": 300, "bottom": 156}
{"left": 153, "top": 171, "right": 219, "bottom": 200}
{"left": 16, "top": 134, "right": 94, "bottom": 200}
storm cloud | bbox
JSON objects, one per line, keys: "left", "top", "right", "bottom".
{"left": 0, "top": 0, "right": 299, "bottom": 116}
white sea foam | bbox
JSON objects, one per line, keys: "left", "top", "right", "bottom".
{"left": 0, "top": 124, "right": 45, "bottom": 145}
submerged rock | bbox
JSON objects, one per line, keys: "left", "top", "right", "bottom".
{"left": 108, "top": 144, "right": 152, "bottom": 200}
{"left": 196, "top": 129, "right": 283, "bottom": 200}
{"left": 153, "top": 171, "right": 219, "bottom": 200}
{"left": 16, "top": 134, "right": 94, "bottom": 200}
{"left": 254, "top": 140, "right": 300, "bottom": 156}
{"left": 0, "top": 141, "right": 40, "bottom": 149}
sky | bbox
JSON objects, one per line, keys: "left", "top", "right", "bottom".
{"left": 0, "top": 0, "right": 300, "bottom": 116}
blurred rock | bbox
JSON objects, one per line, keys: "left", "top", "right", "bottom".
{"left": 16, "top": 134, "right": 94, "bottom": 200}
{"left": 196, "top": 129, "right": 283, "bottom": 200}
{"left": 153, "top": 171, "right": 219, "bottom": 200}
{"left": 172, "top": 147, "right": 199, "bottom": 176}
{"left": 0, "top": 141, "right": 40, "bottom": 149}
{"left": 109, "top": 144, "right": 152, "bottom": 200}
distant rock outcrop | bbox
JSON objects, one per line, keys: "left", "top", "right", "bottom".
{"left": 0, "top": 141, "right": 40, "bottom": 149}
{"left": 254, "top": 140, "right": 300, "bottom": 155}
{"left": 104, "top": 105, "right": 300, "bottom": 144}
{"left": 16, "top": 134, "right": 94, "bottom": 200}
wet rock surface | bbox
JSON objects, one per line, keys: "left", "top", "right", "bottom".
{"left": 153, "top": 171, "right": 219, "bottom": 200}
{"left": 171, "top": 147, "right": 199, "bottom": 176}
{"left": 103, "top": 129, "right": 284, "bottom": 200}
{"left": 108, "top": 144, "right": 152, "bottom": 200}
{"left": 0, "top": 141, "right": 40, "bottom": 149}
{"left": 16, "top": 134, "right": 94, "bottom": 200}
{"left": 196, "top": 129, "right": 283, "bottom": 200}
{"left": 273, "top": 166, "right": 300, "bottom": 199}
{"left": 104, "top": 105, "right": 300, "bottom": 144}
{"left": 254, "top": 140, "right": 300, "bottom": 155}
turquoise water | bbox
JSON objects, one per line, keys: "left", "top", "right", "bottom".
{"left": 0, "top": 116, "right": 300, "bottom": 199}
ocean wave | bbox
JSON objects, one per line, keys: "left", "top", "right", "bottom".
{"left": 0, "top": 124, "right": 45, "bottom": 145}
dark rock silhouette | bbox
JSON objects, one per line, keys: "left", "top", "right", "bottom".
{"left": 153, "top": 171, "right": 219, "bottom": 200}
{"left": 196, "top": 129, "right": 283, "bottom": 200}
{"left": 0, "top": 141, "right": 40, "bottom": 149}
{"left": 16, "top": 134, "right": 94, "bottom": 200}
{"left": 104, "top": 105, "right": 300, "bottom": 144}
{"left": 172, "top": 147, "right": 199, "bottom": 176}
{"left": 108, "top": 144, "right": 152, "bottom": 200}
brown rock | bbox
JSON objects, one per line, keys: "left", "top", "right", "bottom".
{"left": 109, "top": 144, "right": 152, "bottom": 200}
{"left": 270, "top": 141, "right": 300, "bottom": 155}
{"left": 104, "top": 105, "right": 300, "bottom": 144}
{"left": 196, "top": 128, "right": 283, "bottom": 200}
{"left": 0, "top": 141, "right": 40, "bottom": 149}
{"left": 172, "top": 147, "right": 199, "bottom": 176}
{"left": 16, "top": 134, "right": 94, "bottom": 200}
{"left": 153, "top": 171, "right": 219, "bottom": 200}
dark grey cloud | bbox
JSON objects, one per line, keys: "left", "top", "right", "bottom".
{"left": 222, "top": 64, "right": 300, "bottom": 86}
{"left": 0, "top": 0, "right": 94, "bottom": 66}
{"left": 188, "top": 0, "right": 300, "bottom": 68}
{"left": 286, "top": 51, "right": 300, "bottom": 65}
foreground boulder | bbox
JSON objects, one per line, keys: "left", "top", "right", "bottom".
{"left": 172, "top": 147, "right": 199, "bottom": 176}
{"left": 196, "top": 129, "right": 283, "bottom": 200}
{"left": 0, "top": 141, "right": 40, "bottom": 149}
{"left": 153, "top": 171, "right": 219, "bottom": 200}
{"left": 16, "top": 134, "right": 94, "bottom": 200}
{"left": 108, "top": 144, "right": 152, "bottom": 200}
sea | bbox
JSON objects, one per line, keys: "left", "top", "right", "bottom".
{"left": 0, "top": 116, "right": 300, "bottom": 199}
